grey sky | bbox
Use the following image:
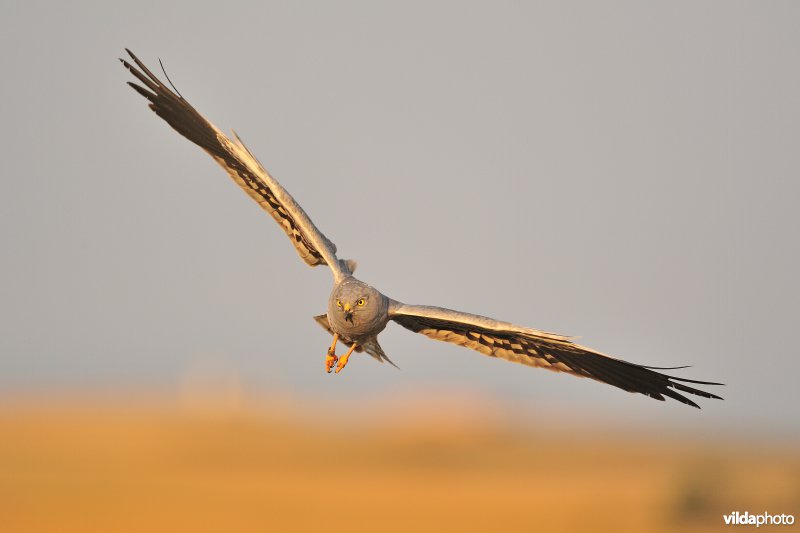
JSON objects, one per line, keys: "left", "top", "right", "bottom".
{"left": 1, "top": 1, "right": 798, "bottom": 434}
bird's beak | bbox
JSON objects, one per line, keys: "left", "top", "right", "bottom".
{"left": 343, "top": 303, "right": 353, "bottom": 323}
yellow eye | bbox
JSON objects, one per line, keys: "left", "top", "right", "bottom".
{"left": 336, "top": 299, "right": 342, "bottom": 307}
{"left": 357, "top": 298, "right": 365, "bottom": 306}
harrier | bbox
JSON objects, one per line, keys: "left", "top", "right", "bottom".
{"left": 121, "top": 49, "right": 723, "bottom": 407}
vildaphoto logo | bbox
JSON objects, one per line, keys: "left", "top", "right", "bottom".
{"left": 723, "top": 511, "right": 795, "bottom": 527}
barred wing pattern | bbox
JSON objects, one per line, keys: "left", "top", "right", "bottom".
{"left": 389, "top": 303, "right": 722, "bottom": 408}
{"left": 121, "top": 50, "right": 345, "bottom": 279}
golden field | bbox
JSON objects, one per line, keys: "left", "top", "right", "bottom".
{"left": 0, "top": 393, "right": 797, "bottom": 532}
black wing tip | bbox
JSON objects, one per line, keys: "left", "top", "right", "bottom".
{"left": 642, "top": 364, "right": 726, "bottom": 388}
{"left": 670, "top": 377, "right": 725, "bottom": 387}
{"left": 679, "top": 397, "right": 702, "bottom": 409}
{"left": 126, "top": 81, "right": 155, "bottom": 100}
{"left": 121, "top": 49, "right": 140, "bottom": 67}
{"left": 560, "top": 349, "right": 724, "bottom": 408}
{"left": 671, "top": 383, "right": 724, "bottom": 401}
{"left": 663, "top": 374, "right": 724, "bottom": 407}
{"left": 657, "top": 387, "right": 702, "bottom": 408}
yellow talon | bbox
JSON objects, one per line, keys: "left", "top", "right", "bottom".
{"left": 335, "top": 343, "right": 358, "bottom": 374}
{"left": 325, "top": 333, "right": 340, "bottom": 373}
{"left": 325, "top": 351, "right": 338, "bottom": 373}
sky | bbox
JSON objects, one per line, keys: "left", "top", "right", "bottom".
{"left": 1, "top": 1, "right": 798, "bottom": 435}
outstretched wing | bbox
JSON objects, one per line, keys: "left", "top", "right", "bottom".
{"left": 389, "top": 302, "right": 723, "bottom": 408}
{"left": 120, "top": 49, "right": 347, "bottom": 281}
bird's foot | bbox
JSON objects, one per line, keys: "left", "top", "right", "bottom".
{"left": 325, "top": 348, "right": 338, "bottom": 374}
{"left": 334, "top": 351, "right": 352, "bottom": 374}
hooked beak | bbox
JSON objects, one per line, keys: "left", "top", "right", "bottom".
{"left": 343, "top": 303, "right": 353, "bottom": 324}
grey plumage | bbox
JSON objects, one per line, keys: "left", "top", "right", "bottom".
{"left": 121, "top": 49, "right": 723, "bottom": 408}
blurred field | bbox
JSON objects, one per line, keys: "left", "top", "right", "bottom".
{"left": 0, "top": 393, "right": 797, "bottom": 532}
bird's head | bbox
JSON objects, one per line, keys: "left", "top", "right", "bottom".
{"left": 328, "top": 279, "right": 389, "bottom": 332}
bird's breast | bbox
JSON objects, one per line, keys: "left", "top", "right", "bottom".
{"left": 327, "top": 310, "right": 388, "bottom": 342}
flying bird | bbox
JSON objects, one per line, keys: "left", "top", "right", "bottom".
{"left": 120, "top": 49, "right": 723, "bottom": 408}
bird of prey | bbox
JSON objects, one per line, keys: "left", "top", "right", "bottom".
{"left": 121, "top": 49, "right": 723, "bottom": 408}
